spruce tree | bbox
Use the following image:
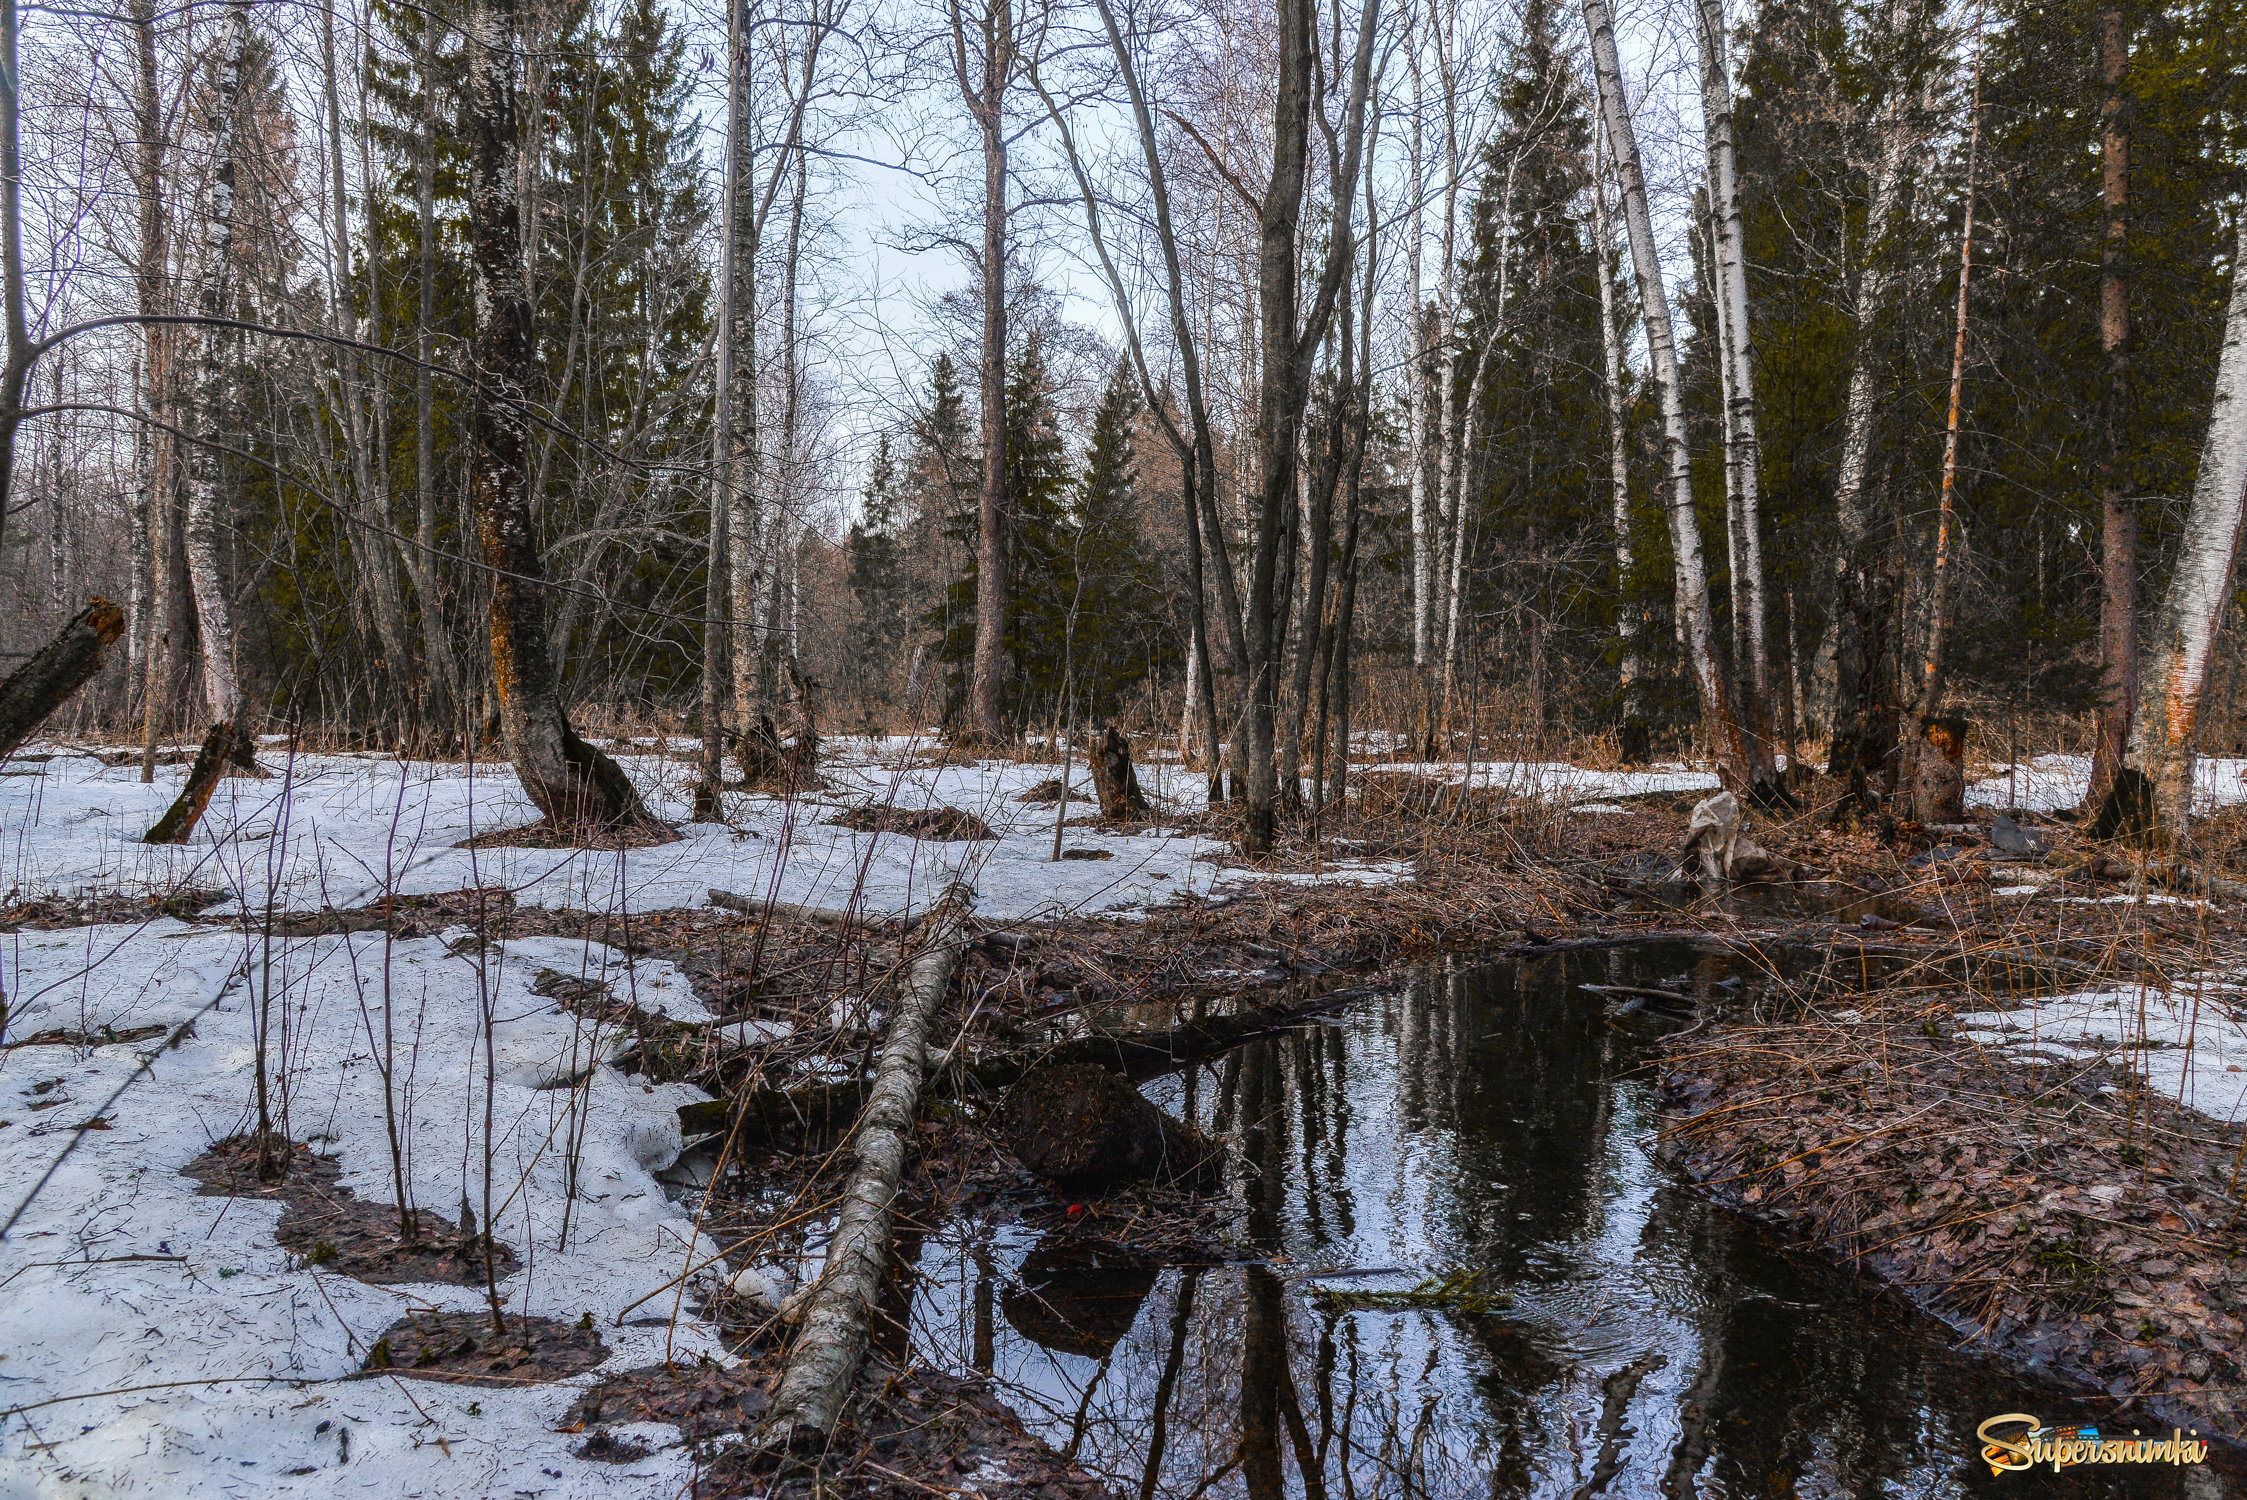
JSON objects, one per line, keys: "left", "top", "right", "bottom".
{"left": 1069, "top": 363, "right": 1173, "bottom": 720}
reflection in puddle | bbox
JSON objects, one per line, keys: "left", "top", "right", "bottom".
{"left": 909, "top": 943, "right": 2222, "bottom": 1497}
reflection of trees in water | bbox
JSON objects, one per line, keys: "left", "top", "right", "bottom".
{"left": 907, "top": 945, "right": 2154, "bottom": 1499}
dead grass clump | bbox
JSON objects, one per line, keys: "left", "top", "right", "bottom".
{"left": 0, "top": 886, "right": 228, "bottom": 932}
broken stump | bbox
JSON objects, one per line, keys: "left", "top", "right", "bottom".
{"left": 1083, "top": 725, "right": 1150, "bottom": 820}
{"left": 1910, "top": 714, "right": 1970, "bottom": 825}
{"left": 0, "top": 598, "right": 124, "bottom": 763}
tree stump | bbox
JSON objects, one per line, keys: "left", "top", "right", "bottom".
{"left": 1083, "top": 725, "right": 1149, "bottom": 821}
{"left": 1910, "top": 714, "right": 1970, "bottom": 824}
{"left": 0, "top": 599, "right": 124, "bottom": 763}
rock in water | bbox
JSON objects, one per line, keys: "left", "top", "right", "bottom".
{"left": 998, "top": 1063, "right": 1217, "bottom": 1194}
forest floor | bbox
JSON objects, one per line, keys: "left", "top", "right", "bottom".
{"left": 3, "top": 734, "right": 2246, "bottom": 1494}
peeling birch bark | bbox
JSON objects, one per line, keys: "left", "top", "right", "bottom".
{"left": 2126, "top": 212, "right": 2247, "bottom": 836}
{"left": 757, "top": 914, "right": 966, "bottom": 1447}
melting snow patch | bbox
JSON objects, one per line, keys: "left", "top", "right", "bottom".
{"left": 0, "top": 920, "right": 727, "bottom": 1496}
{"left": 1956, "top": 982, "right": 2247, "bottom": 1123}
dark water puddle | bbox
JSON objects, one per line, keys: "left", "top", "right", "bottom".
{"left": 907, "top": 942, "right": 2231, "bottom": 1498}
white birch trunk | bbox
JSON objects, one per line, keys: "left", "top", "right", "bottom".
{"left": 2129, "top": 212, "right": 2247, "bottom": 831}
{"left": 1407, "top": 11, "right": 1431, "bottom": 674}
{"left": 1697, "top": 0, "right": 1767, "bottom": 724}
{"left": 1591, "top": 116, "right": 1638, "bottom": 714}
{"left": 1582, "top": 0, "right": 1749, "bottom": 788}
{"left": 182, "top": 0, "right": 251, "bottom": 723}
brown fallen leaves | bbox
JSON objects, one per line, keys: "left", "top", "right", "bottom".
{"left": 1662, "top": 993, "right": 2247, "bottom": 1431}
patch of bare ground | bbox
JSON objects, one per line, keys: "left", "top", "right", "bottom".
{"left": 0, "top": 886, "right": 228, "bottom": 931}
{"left": 182, "top": 1135, "right": 515, "bottom": 1286}
{"left": 1661, "top": 981, "right": 2247, "bottom": 1434}
{"left": 361, "top": 1309, "right": 607, "bottom": 1385}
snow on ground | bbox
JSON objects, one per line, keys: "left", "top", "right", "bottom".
{"left": 1355, "top": 759, "right": 1720, "bottom": 800}
{"left": 0, "top": 738, "right": 1410, "bottom": 921}
{"left": 0, "top": 923, "right": 727, "bottom": 1497}
{"left": 1967, "top": 753, "right": 2247, "bottom": 815}
{"left": 1957, "top": 980, "right": 2247, "bottom": 1124}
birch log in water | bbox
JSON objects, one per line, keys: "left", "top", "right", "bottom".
{"left": 758, "top": 912, "right": 967, "bottom": 1447}
{"left": 1581, "top": 0, "right": 1752, "bottom": 793}
{"left": 2125, "top": 211, "right": 2247, "bottom": 836}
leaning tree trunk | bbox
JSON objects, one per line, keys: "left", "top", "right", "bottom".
{"left": 2121, "top": 212, "right": 2247, "bottom": 840}
{"left": 463, "top": 0, "right": 661, "bottom": 839}
{"left": 1915, "top": 47, "right": 1982, "bottom": 727}
{"left": 1583, "top": 0, "right": 1753, "bottom": 794}
{"left": 2086, "top": 0, "right": 2136, "bottom": 814}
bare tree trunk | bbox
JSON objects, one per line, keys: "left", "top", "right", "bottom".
{"left": 182, "top": 0, "right": 252, "bottom": 726}
{"left": 698, "top": 0, "right": 745, "bottom": 819}
{"left": 1242, "top": 0, "right": 1378, "bottom": 853}
{"left": 1590, "top": 115, "right": 1642, "bottom": 755}
{"left": 2087, "top": 1, "right": 2135, "bottom": 812}
{"left": 322, "top": 0, "right": 413, "bottom": 704}
{"left": 1405, "top": 10, "right": 1432, "bottom": 708}
{"left": 127, "top": 0, "right": 165, "bottom": 708}
{"left": 1915, "top": 51, "right": 1981, "bottom": 723}
{"left": 2125, "top": 212, "right": 2247, "bottom": 837}
{"left": 1582, "top": 0, "right": 1753, "bottom": 793}
{"left": 463, "top": 0, "right": 663, "bottom": 837}
{"left": 414, "top": 1, "right": 457, "bottom": 738}
{"left": 1809, "top": 7, "right": 1925, "bottom": 736}
{"left": 0, "top": 0, "right": 29, "bottom": 559}
{"left": 725, "top": 10, "right": 765, "bottom": 770}
{"left": 1696, "top": 0, "right": 1771, "bottom": 773}
{"left": 955, "top": 0, "right": 1012, "bottom": 746}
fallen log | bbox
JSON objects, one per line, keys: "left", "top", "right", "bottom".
{"left": 703, "top": 887, "right": 909, "bottom": 928}
{"left": 674, "top": 985, "right": 1376, "bottom": 1144}
{"left": 0, "top": 599, "right": 124, "bottom": 763}
{"left": 757, "top": 912, "right": 966, "bottom": 1449}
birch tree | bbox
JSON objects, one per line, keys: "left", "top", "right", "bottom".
{"left": 1580, "top": 0, "right": 1754, "bottom": 794}
{"left": 180, "top": 0, "right": 252, "bottom": 733}
{"left": 2118, "top": 212, "right": 2247, "bottom": 839}
{"left": 1695, "top": 0, "right": 1772, "bottom": 774}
